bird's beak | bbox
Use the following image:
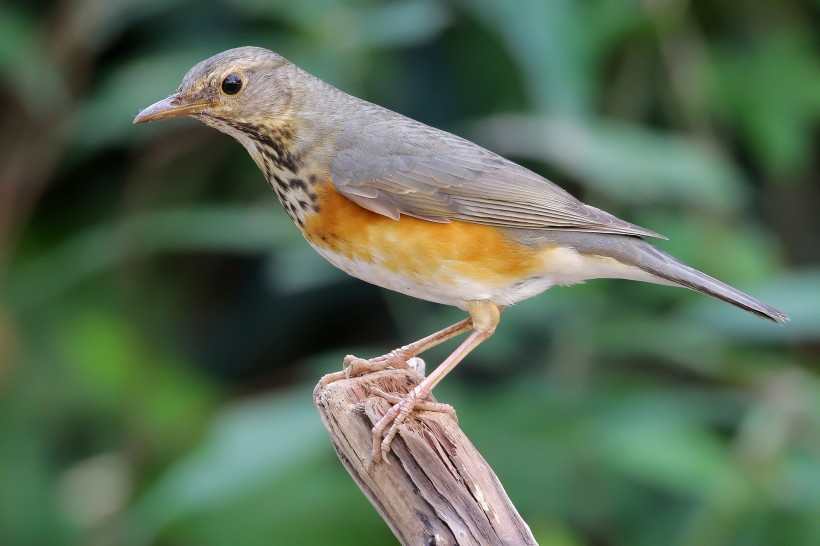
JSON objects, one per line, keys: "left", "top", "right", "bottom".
{"left": 133, "top": 93, "right": 215, "bottom": 124}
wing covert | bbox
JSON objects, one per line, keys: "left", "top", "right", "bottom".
{"left": 329, "top": 116, "right": 665, "bottom": 239}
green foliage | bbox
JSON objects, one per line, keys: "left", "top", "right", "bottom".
{"left": 0, "top": 0, "right": 817, "bottom": 545}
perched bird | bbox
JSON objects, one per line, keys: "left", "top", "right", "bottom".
{"left": 134, "top": 46, "right": 787, "bottom": 462}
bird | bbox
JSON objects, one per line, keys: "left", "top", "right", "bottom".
{"left": 134, "top": 46, "right": 788, "bottom": 463}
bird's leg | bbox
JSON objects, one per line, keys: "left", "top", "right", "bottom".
{"left": 346, "top": 316, "right": 474, "bottom": 373}
{"left": 346, "top": 305, "right": 504, "bottom": 377}
{"left": 369, "top": 300, "right": 500, "bottom": 464}
{"left": 318, "top": 316, "right": 475, "bottom": 389}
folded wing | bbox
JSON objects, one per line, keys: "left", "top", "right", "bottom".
{"left": 329, "top": 114, "right": 664, "bottom": 239}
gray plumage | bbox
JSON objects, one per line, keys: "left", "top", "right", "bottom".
{"left": 134, "top": 46, "right": 788, "bottom": 324}
{"left": 329, "top": 114, "right": 666, "bottom": 238}
{"left": 523, "top": 230, "right": 788, "bottom": 322}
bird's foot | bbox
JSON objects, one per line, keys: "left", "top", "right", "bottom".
{"left": 342, "top": 353, "right": 403, "bottom": 378}
{"left": 317, "top": 349, "right": 425, "bottom": 391}
{"left": 345, "top": 348, "right": 427, "bottom": 377}
{"left": 368, "top": 385, "right": 456, "bottom": 464}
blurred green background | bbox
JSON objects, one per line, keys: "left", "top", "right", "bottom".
{"left": 1, "top": 0, "right": 819, "bottom": 544}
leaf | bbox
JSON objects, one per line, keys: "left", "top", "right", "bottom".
{"left": 714, "top": 29, "right": 820, "bottom": 179}
{"left": 0, "top": 8, "right": 68, "bottom": 116}
{"left": 129, "top": 389, "right": 326, "bottom": 543}
{"left": 359, "top": 0, "right": 451, "bottom": 48}
{"left": 587, "top": 414, "right": 749, "bottom": 501}
{"left": 5, "top": 206, "right": 294, "bottom": 309}
{"left": 223, "top": 0, "right": 450, "bottom": 48}
{"left": 454, "top": 0, "right": 594, "bottom": 116}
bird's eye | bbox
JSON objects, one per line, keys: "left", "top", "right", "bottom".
{"left": 221, "top": 73, "right": 243, "bottom": 95}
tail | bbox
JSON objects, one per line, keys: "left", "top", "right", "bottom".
{"left": 630, "top": 240, "right": 789, "bottom": 323}
{"left": 539, "top": 231, "right": 789, "bottom": 323}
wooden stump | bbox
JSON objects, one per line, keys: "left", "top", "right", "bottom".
{"left": 313, "top": 366, "right": 538, "bottom": 546}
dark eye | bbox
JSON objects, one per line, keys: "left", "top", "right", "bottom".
{"left": 221, "top": 73, "right": 243, "bottom": 95}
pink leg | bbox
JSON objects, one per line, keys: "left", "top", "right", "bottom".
{"left": 318, "top": 316, "right": 475, "bottom": 389}
{"left": 370, "top": 300, "right": 501, "bottom": 463}
{"left": 353, "top": 316, "right": 474, "bottom": 368}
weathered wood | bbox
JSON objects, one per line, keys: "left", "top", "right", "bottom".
{"left": 313, "top": 366, "right": 538, "bottom": 546}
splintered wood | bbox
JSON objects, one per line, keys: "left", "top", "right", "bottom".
{"left": 313, "top": 367, "right": 537, "bottom": 546}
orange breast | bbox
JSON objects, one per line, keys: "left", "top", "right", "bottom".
{"left": 300, "top": 178, "right": 546, "bottom": 291}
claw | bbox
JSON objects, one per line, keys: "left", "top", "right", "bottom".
{"left": 352, "top": 356, "right": 404, "bottom": 379}
{"left": 317, "top": 353, "right": 400, "bottom": 390}
{"left": 316, "top": 369, "right": 348, "bottom": 390}
{"left": 320, "top": 312, "right": 484, "bottom": 464}
{"left": 368, "top": 386, "right": 456, "bottom": 463}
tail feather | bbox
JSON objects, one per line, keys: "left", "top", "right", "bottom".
{"left": 635, "top": 242, "right": 789, "bottom": 324}
{"left": 535, "top": 231, "right": 789, "bottom": 323}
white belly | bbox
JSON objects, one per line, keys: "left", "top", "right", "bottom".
{"left": 307, "top": 240, "right": 662, "bottom": 309}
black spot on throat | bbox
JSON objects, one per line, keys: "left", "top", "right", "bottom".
{"left": 288, "top": 178, "right": 307, "bottom": 191}
{"left": 216, "top": 118, "right": 300, "bottom": 173}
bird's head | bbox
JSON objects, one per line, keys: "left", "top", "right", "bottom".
{"left": 133, "top": 46, "right": 298, "bottom": 130}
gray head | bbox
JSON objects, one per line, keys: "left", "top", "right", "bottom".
{"left": 133, "top": 46, "right": 303, "bottom": 128}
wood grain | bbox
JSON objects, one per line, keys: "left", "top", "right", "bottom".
{"left": 313, "top": 366, "right": 537, "bottom": 546}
